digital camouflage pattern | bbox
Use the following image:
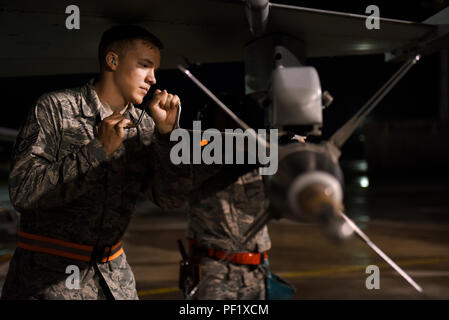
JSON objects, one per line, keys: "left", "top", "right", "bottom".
{"left": 1, "top": 80, "right": 191, "bottom": 300}
{"left": 187, "top": 168, "right": 271, "bottom": 299}
{"left": 187, "top": 168, "right": 271, "bottom": 253}
{"left": 195, "top": 257, "right": 266, "bottom": 300}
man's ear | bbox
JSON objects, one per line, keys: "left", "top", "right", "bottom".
{"left": 105, "top": 52, "right": 119, "bottom": 71}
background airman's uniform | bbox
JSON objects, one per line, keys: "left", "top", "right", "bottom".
{"left": 187, "top": 167, "right": 271, "bottom": 300}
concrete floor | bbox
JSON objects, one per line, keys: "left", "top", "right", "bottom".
{"left": 123, "top": 215, "right": 449, "bottom": 300}
{"left": 1, "top": 160, "right": 449, "bottom": 300}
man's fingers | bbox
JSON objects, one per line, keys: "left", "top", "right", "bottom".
{"left": 115, "top": 118, "right": 133, "bottom": 137}
{"left": 159, "top": 93, "right": 173, "bottom": 111}
{"left": 170, "top": 95, "right": 180, "bottom": 109}
{"left": 152, "top": 89, "right": 162, "bottom": 104}
{"left": 150, "top": 89, "right": 168, "bottom": 110}
{"left": 116, "top": 118, "right": 133, "bottom": 129}
{"left": 159, "top": 92, "right": 180, "bottom": 111}
{"left": 159, "top": 90, "right": 168, "bottom": 107}
{"left": 104, "top": 116, "right": 124, "bottom": 127}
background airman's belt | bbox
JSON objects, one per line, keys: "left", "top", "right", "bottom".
{"left": 189, "top": 239, "right": 268, "bottom": 265}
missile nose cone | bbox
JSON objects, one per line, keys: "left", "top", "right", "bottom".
{"left": 297, "top": 184, "right": 353, "bottom": 242}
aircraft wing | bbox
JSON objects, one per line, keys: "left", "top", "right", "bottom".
{"left": 0, "top": 0, "right": 438, "bottom": 77}
{"left": 267, "top": 3, "right": 434, "bottom": 57}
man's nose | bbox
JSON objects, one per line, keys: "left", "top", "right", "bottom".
{"left": 145, "top": 71, "right": 156, "bottom": 85}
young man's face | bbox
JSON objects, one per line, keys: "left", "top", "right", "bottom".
{"left": 113, "top": 39, "right": 160, "bottom": 105}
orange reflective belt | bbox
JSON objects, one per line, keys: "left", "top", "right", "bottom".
{"left": 18, "top": 231, "right": 123, "bottom": 263}
{"left": 208, "top": 249, "right": 268, "bottom": 265}
{"left": 189, "top": 239, "right": 268, "bottom": 265}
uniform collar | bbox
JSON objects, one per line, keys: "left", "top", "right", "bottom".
{"left": 81, "top": 78, "right": 139, "bottom": 123}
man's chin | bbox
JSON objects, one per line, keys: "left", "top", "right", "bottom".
{"left": 130, "top": 95, "right": 144, "bottom": 105}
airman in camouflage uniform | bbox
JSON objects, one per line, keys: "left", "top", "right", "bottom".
{"left": 179, "top": 95, "right": 271, "bottom": 300}
{"left": 186, "top": 134, "right": 306, "bottom": 300}
{"left": 1, "top": 25, "right": 190, "bottom": 300}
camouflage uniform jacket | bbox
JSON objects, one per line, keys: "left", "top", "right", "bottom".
{"left": 2, "top": 80, "right": 191, "bottom": 299}
{"left": 187, "top": 168, "right": 271, "bottom": 253}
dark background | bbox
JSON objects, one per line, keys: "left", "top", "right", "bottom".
{"left": 0, "top": 0, "right": 448, "bottom": 175}
{"left": 1, "top": 1, "right": 449, "bottom": 300}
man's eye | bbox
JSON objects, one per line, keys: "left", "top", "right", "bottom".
{"left": 140, "top": 63, "right": 148, "bottom": 68}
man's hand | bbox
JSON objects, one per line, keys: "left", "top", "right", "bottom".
{"left": 149, "top": 89, "right": 180, "bottom": 135}
{"left": 97, "top": 109, "right": 133, "bottom": 156}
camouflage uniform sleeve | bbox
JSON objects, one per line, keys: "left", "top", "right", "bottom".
{"left": 147, "top": 130, "right": 193, "bottom": 210}
{"left": 9, "top": 94, "right": 108, "bottom": 212}
{"left": 146, "top": 126, "right": 251, "bottom": 210}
